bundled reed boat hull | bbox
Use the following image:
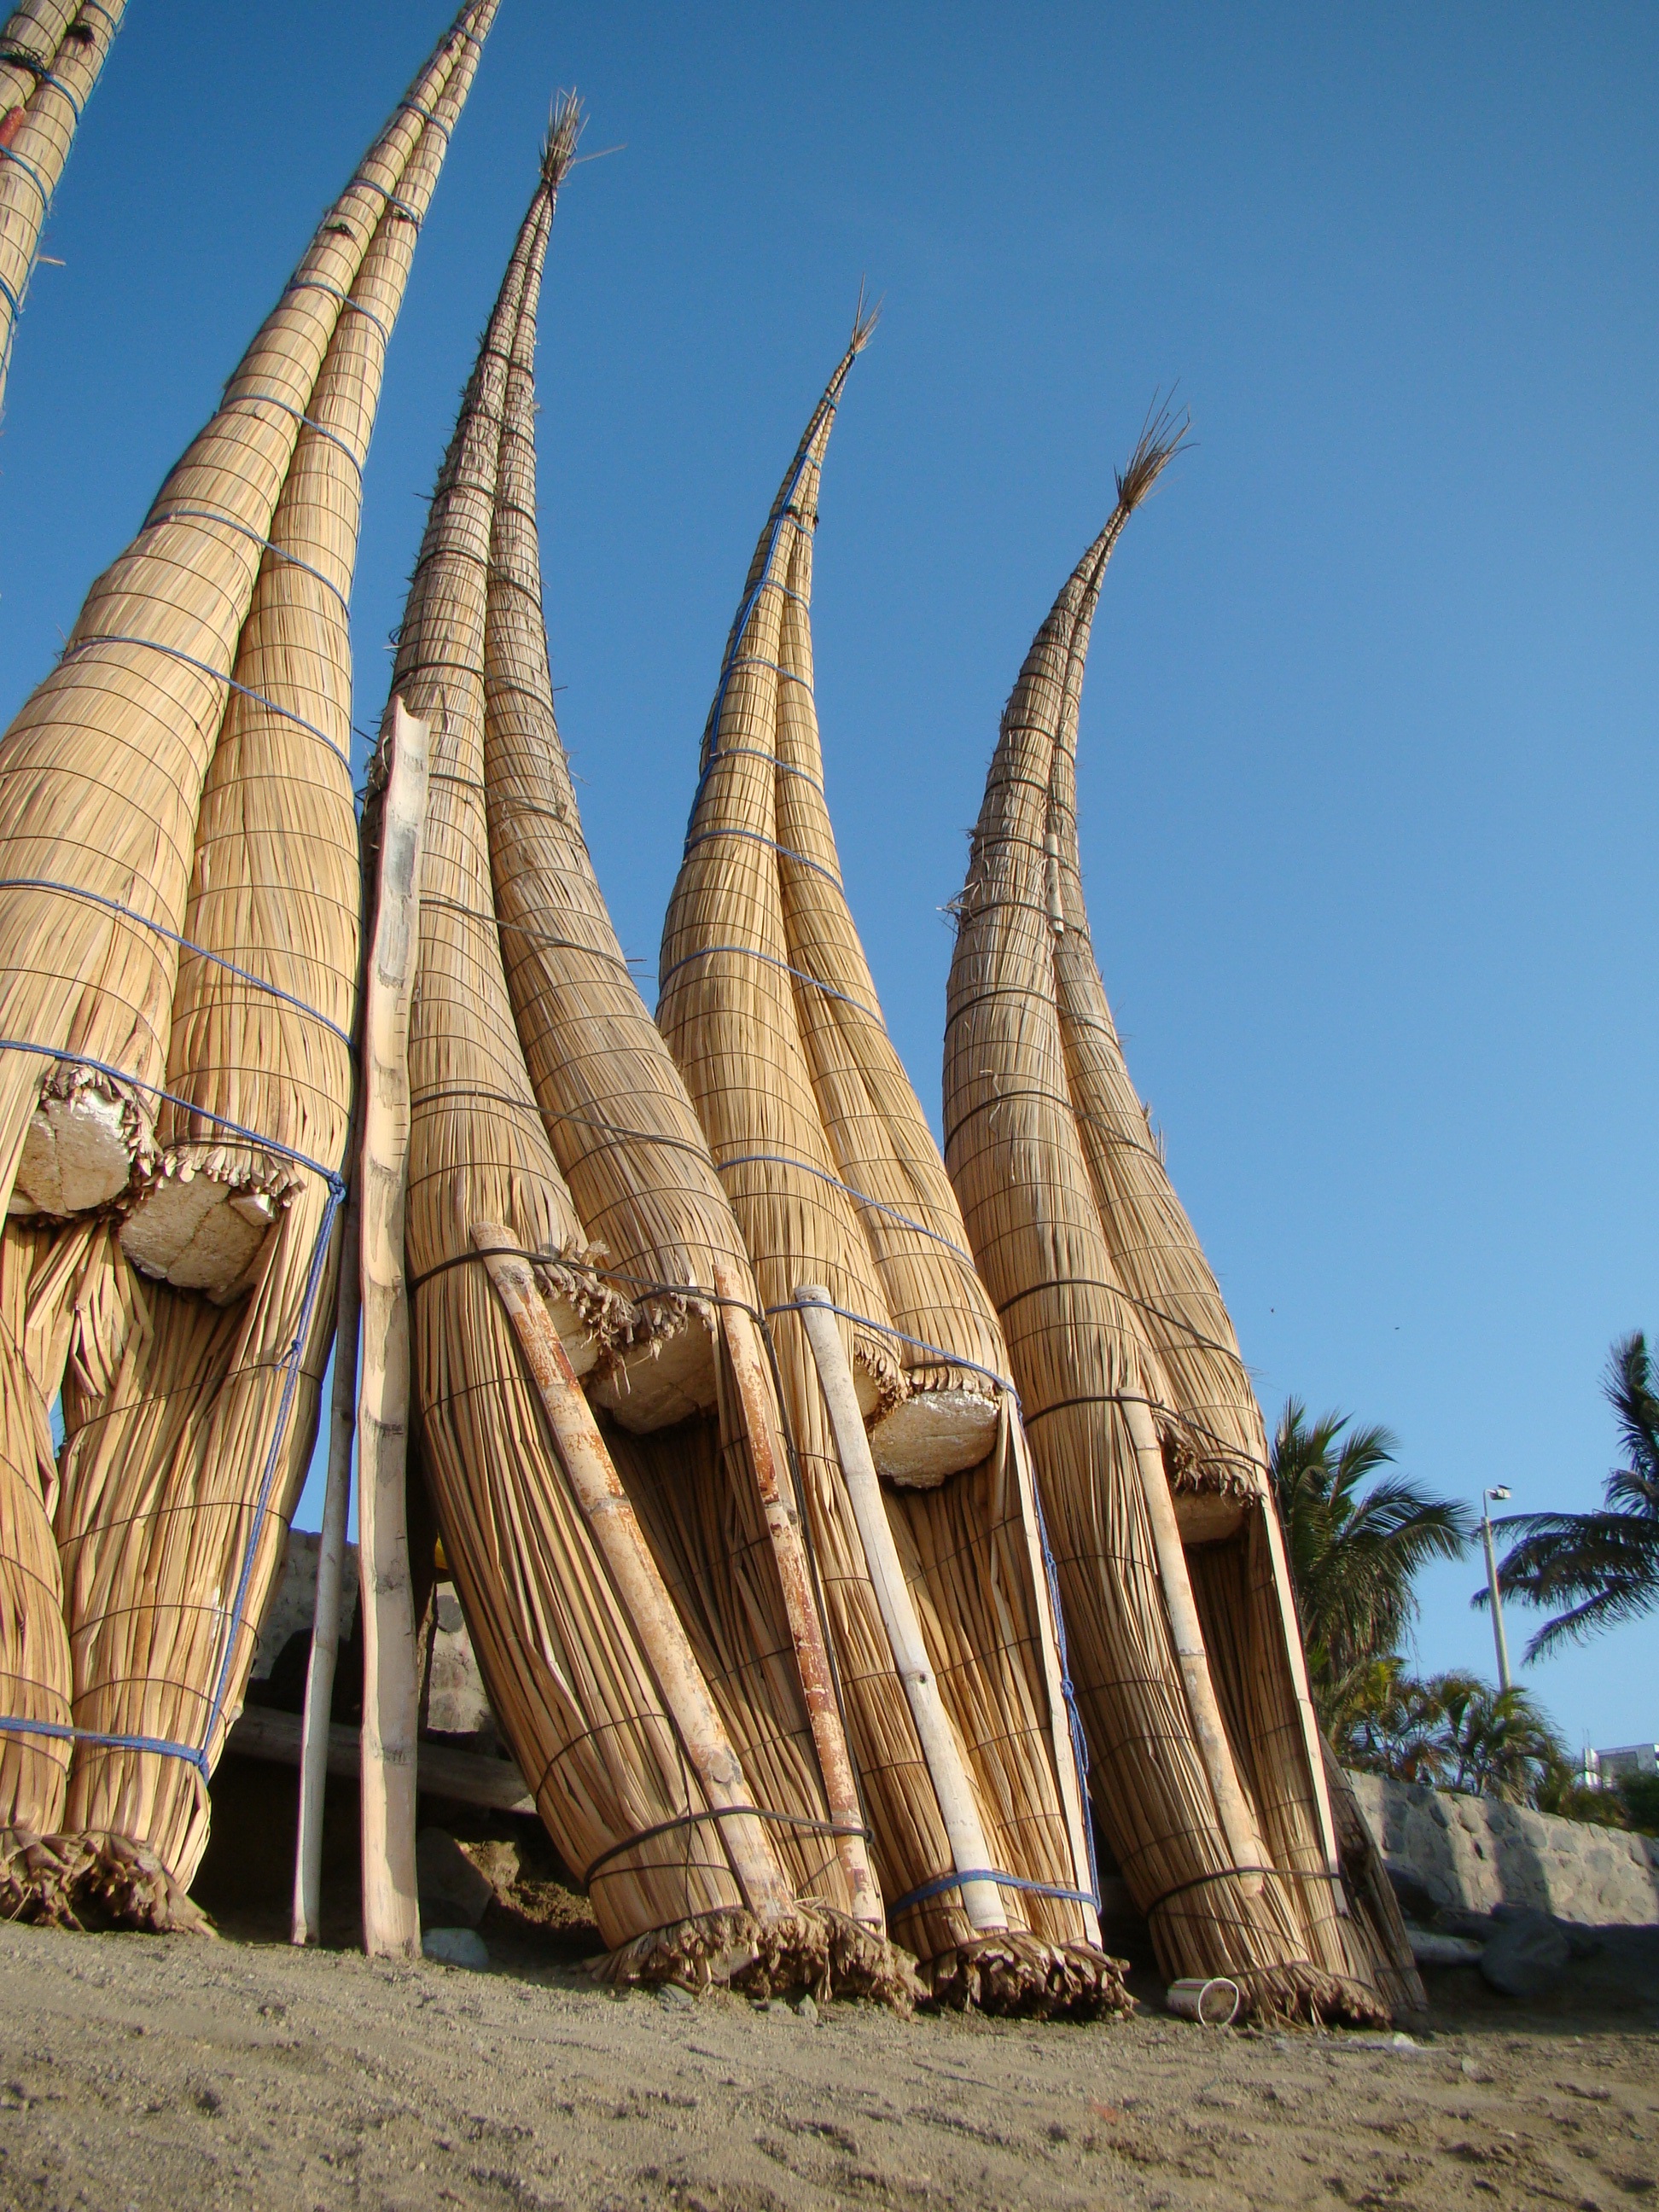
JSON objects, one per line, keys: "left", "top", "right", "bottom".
{"left": 658, "top": 324, "right": 1121, "bottom": 2015}
{"left": 943, "top": 424, "right": 1394, "bottom": 2023}
{"left": 387, "top": 118, "right": 914, "bottom": 2005}
{"left": 0, "top": 4, "right": 494, "bottom": 1889}
{"left": 0, "top": 0, "right": 125, "bottom": 419}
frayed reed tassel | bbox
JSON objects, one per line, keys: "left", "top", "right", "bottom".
{"left": 593, "top": 1903, "right": 922, "bottom": 2014}
{"left": 925, "top": 1932, "right": 1134, "bottom": 2021}
{"left": 0, "top": 1825, "right": 214, "bottom": 1935}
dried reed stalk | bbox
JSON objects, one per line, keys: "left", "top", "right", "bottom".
{"left": 0, "top": 5, "right": 492, "bottom": 1875}
{"left": 657, "top": 330, "right": 1118, "bottom": 2010}
{"left": 0, "top": 0, "right": 125, "bottom": 416}
{"left": 477, "top": 183, "right": 896, "bottom": 1964}
{"left": 1036, "top": 432, "right": 1401, "bottom": 2007}
{"left": 393, "top": 122, "right": 881, "bottom": 1994}
{"left": 942, "top": 414, "right": 1388, "bottom": 2022}
{"left": 358, "top": 697, "right": 431, "bottom": 1960}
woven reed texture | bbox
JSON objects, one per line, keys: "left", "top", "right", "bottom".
{"left": 941, "top": 437, "right": 1388, "bottom": 2022}
{"left": 657, "top": 332, "right": 1103, "bottom": 1988}
{"left": 394, "top": 130, "right": 800, "bottom": 1963}
{"left": 475, "top": 156, "right": 866, "bottom": 1934}
{"left": 0, "top": 3, "right": 482, "bottom": 1833}
{"left": 1040, "top": 617, "right": 1387, "bottom": 1997}
{"left": 0, "top": 0, "right": 125, "bottom": 416}
{"left": 0, "top": 0, "right": 488, "bottom": 1853}
{"left": 1035, "top": 480, "right": 1385, "bottom": 2002}
{"left": 0, "top": 1218, "right": 66, "bottom": 1824}
{"left": 42, "top": 7, "right": 494, "bottom": 1889}
{"left": 481, "top": 224, "right": 750, "bottom": 1370}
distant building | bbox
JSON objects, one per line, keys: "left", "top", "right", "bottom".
{"left": 1583, "top": 1743, "right": 1659, "bottom": 1787}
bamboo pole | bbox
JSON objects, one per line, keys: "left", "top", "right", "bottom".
{"left": 470, "top": 1224, "right": 796, "bottom": 1926}
{"left": 713, "top": 1260, "right": 882, "bottom": 1930}
{"left": 356, "top": 696, "right": 429, "bottom": 1960}
{"left": 1255, "top": 1500, "right": 1344, "bottom": 1895}
{"left": 795, "top": 1284, "right": 1007, "bottom": 1935}
{"left": 1005, "top": 1413, "right": 1103, "bottom": 1947}
{"left": 290, "top": 1183, "right": 361, "bottom": 1946}
{"left": 1121, "top": 1389, "right": 1265, "bottom": 1892}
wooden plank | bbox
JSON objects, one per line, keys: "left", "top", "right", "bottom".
{"left": 795, "top": 1284, "right": 1008, "bottom": 1935}
{"left": 1121, "top": 1390, "right": 1266, "bottom": 1893}
{"left": 231, "top": 1705, "right": 536, "bottom": 1816}
{"left": 356, "top": 696, "right": 430, "bottom": 1959}
{"left": 471, "top": 1223, "right": 796, "bottom": 1924}
{"left": 713, "top": 1261, "right": 883, "bottom": 1930}
{"left": 1006, "top": 1412, "right": 1103, "bottom": 1947}
{"left": 290, "top": 1200, "right": 361, "bottom": 1945}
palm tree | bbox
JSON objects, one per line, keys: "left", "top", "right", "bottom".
{"left": 1271, "top": 1400, "right": 1473, "bottom": 1714}
{"left": 1432, "top": 1674, "right": 1562, "bottom": 1803}
{"left": 1330, "top": 1660, "right": 1566, "bottom": 1804}
{"left": 1328, "top": 1656, "right": 1454, "bottom": 1786}
{"left": 1491, "top": 1331, "right": 1659, "bottom": 1661}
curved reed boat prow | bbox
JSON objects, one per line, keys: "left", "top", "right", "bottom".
{"left": 383, "top": 115, "right": 917, "bottom": 2005}
{"left": 657, "top": 316, "right": 1127, "bottom": 2017}
{"left": 942, "top": 409, "right": 1422, "bottom": 2023}
{"left": 0, "top": 3, "right": 496, "bottom": 1912}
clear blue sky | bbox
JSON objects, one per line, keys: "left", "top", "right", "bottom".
{"left": 1, "top": 4, "right": 1652, "bottom": 1753}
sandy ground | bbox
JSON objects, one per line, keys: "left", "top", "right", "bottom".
{"left": 2, "top": 1760, "right": 1655, "bottom": 2210}
{"left": 1, "top": 1900, "right": 1656, "bottom": 2212}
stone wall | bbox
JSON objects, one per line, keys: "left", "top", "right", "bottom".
{"left": 1348, "top": 1769, "right": 1659, "bottom": 1927}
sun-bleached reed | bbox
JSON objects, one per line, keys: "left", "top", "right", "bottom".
{"left": 942, "top": 412, "right": 1393, "bottom": 2022}
{"left": 0, "top": 0, "right": 125, "bottom": 416}
{"left": 656, "top": 325, "right": 1121, "bottom": 2013}
{"left": 0, "top": 5, "right": 492, "bottom": 1890}
{"left": 479, "top": 211, "right": 895, "bottom": 1957}
{"left": 387, "top": 118, "right": 912, "bottom": 2002}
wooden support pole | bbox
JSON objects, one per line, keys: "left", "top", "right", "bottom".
{"left": 1254, "top": 1499, "right": 1347, "bottom": 1901}
{"left": 1121, "top": 1390, "right": 1266, "bottom": 1892}
{"left": 289, "top": 1192, "right": 361, "bottom": 1945}
{"left": 712, "top": 1261, "right": 883, "bottom": 1931}
{"left": 1005, "top": 1412, "right": 1103, "bottom": 1947}
{"left": 470, "top": 1224, "right": 795, "bottom": 1924}
{"left": 795, "top": 1284, "right": 1008, "bottom": 1935}
{"left": 356, "top": 695, "right": 430, "bottom": 1960}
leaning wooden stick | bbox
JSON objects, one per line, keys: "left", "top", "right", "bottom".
{"left": 713, "top": 1261, "right": 883, "bottom": 1930}
{"left": 1121, "top": 1390, "right": 1266, "bottom": 1891}
{"left": 795, "top": 1285, "right": 1008, "bottom": 1935}
{"left": 1005, "top": 1414, "right": 1103, "bottom": 1947}
{"left": 470, "top": 1224, "right": 796, "bottom": 1924}
{"left": 1257, "top": 1500, "right": 1346, "bottom": 1897}
{"left": 290, "top": 1186, "right": 362, "bottom": 1947}
{"left": 356, "top": 696, "right": 430, "bottom": 1960}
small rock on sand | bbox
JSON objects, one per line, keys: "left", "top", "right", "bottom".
{"left": 422, "top": 1926, "right": 491, "bottom": 1971}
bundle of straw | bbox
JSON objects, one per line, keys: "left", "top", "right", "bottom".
{"left": 479, "top": 188, "right": 903, "bottom": 1970}
{"left": 942, "top": 412, "right": 1393, "bottom": 2023}
{"left": 389, "top": 116, "right": 908, "bottom": 2003}
{"left": 656, "top": 325, "right": 1121, "bottom": 2013}
{"left": 1036, "top": 480, "right": 1422, "bottom": 2013}
{"left": 0, "top": 3, "right": 494, "bottom": 1888}
{"left": 0, "top": 0, "right": 125, "bottom": 419}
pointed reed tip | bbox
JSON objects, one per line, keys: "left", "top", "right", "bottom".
{"left": 1114, "top": 389, "right": 1192, "bottom": 515}
{"left": 848, "top": 277, "right": 882, "bottom": 358}
{"left": 542, "top": 90, "right": 585, "bottom": 191}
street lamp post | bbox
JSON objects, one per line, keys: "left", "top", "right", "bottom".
{"left": 1481, "top": 1486, "right": 1513, "bottom": 1694}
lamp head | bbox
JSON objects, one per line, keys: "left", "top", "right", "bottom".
{"left": 1487, "top": 1486, "right": 1511, "bottom": 1504}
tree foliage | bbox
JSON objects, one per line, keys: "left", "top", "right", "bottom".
{"left": 1488, "top": 1332, "right": 1659, "bottom": 1661}
{"left": 1270, "top": 1400, "right": 1472, "bottom": 1702}
{"left": 1330, "top": 1660, "right": 1566, "bottom": 1806}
